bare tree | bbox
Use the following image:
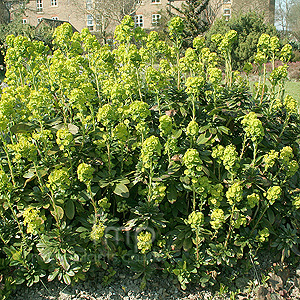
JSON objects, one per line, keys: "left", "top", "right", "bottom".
{"left": 286, "top": 0, "right": 300, "bottom": 40}
{"left": 70, "top": 0, "right": 141, "bottom": 42}
{"left": 0, "top": 0, "right": 10, "bottom": 24}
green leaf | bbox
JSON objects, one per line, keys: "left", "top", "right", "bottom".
{"left": 10, "top": 123, "right": 33, "bottom": 134}
{"left": 65, "top": 200, "right": 75, "bottom": 220}
{"left": 23, "top": 168, "right": 36, "bottom": 179}
{"left": 197, "top": 133, "right": 211, "bottom": 145}
{"left": 114, "top": 183, "right": 129, "bottom": 198}
{"left": 48, "top": 269, "right": 60, "bottom": 282}
{"left": 63, "top": 273, "right": 71, "bottom": 285}
{"left": 183, "top": 238, "right": 193, "bottom": 251}
{"left": 267, "top": 208, "right": 275, "bottom": 224}
{"left": 167, "top": 185, "right": 177, "bottom": 204}
{"left": 51, "top": 206, "right": 64, "bottom": 220}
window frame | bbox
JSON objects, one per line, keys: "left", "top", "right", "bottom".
{"left": 151, "top": 13, "right": 161, "bottom": 26}
{"left": 151, "top": 0, "right": 161, "bottom": 3}
{"left": 36, "top": 0, "right": 43, "bottom": 12}
{"left": 134, "top": 15, "right": 143, "bottom": 28}
{"left": 51, "top": 0, "right": 57, "bottom": 7}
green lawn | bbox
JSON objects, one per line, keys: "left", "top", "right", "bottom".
{"left": 285, "top": 81, "right": 300, "bottom": 105}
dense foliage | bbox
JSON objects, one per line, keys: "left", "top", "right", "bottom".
{"left": 206, "top": 12, "right": 278, "bottom": 69}
{"left": 0, "top": 16, "right": 299, "bottom": 298}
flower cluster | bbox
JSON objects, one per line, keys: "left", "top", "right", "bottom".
{"left": 186, "top": 120, "right": 199, "bottom": 136}
{"left": 280, "top": 44, "right": 293, "bottom": 62}
{"left": 159, "top": 115, "right": 173, "bottom": 136}
{"left": 137, "top": 231, "right": 152, "bottom": 254}
{"left": 113, "top": 123, "right": 129, "bottom": 142}
{"left": 292, "top": 195, "right": 300, "bottom": 210}
{"left": 48, "top": 168, "right": 70, "bottom": 191}
{"left": 23, "top": 207, "right": 46, "bottom": 234}
{"left": 187, "top": 211, "right": 204, "bottom": 229}
{"left": 241, "top": 112, "right": 264, "bottom": 143}
{"left": 11, "top": 135, "right": 37, "bottom": 161}
{"left": 212, "top": 144, "right": 239, "bottom": 173}
{"left": 98, "top": 197, "right": 111, "bottom": 211}
{"left": 77, "top": 163, "right": 94, "bottom": 185}
{"left": 208, "top": 183, "right": 224, "bottom": 207}
{"left": 234, "top": 212, "right": 247, "bottom": 229}
{"left": 129, "top": 101, "right": 150, "bottom": 121}
{"left": 279, "top": 146, "right": 293, "bottom": 164}
{"left": 256, "top": 228, "right": 270, "bottom": 243}
{"left": 247, "top": 193, "right": 260, "bottom": 209}
{"left": 263, "top": 150, "right": 278, "bottom": 170}
{"left": 150, "top": 183, "right": 166, "bottom": 205}
{"left": 140, "top": 135, "right": 162, "bottom": 168}
{"left": 283, "top": 95, "right": 298, "bottom": 114}
{"left": 210, "top": 208, "right": 225, "bottom": 230}
{"left": 182, "top": 148, "right": 202, "bottom": 170}
{"left": 266, "top": 186, "right": 281, "bottom": 205}
{"left": 56, "top": 128, "right": 73, "bottom": 151}
{"left": 97, "top": 104, "right": 118, "bottom": 127}
{"left": 185, "top": 76, "right": 205, "bottom": 95}
{"left": 286, "top": 160, "right": 299, "bottom": 177}
{"left": 269, "top": 65, "right": 288, "bottom": 86}
{"left": 90, "top": 221, "right": 105, "bottom": 241}
{"left": 226, "top": 182, "right": 243, "bottom": 205}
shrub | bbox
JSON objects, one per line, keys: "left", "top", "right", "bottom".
{"left": 0, "top": 18, "right": 299, "bottom": 296}
{"left": 206, "top": 12, "right": 278, "bottom": 69}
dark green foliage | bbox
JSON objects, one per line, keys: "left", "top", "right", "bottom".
{"left": 206, "top": 12, "right": 278, "bottom": 69}
{"left": 170, "top": 0, "right": 210, "bottom": 48}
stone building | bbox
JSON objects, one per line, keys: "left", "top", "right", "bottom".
{"left": 4, "top": 0, "right": 276, "bottom": 34}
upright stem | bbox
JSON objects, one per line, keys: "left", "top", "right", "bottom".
{"left": 1, "top": 134, "right": 16, "bottom": 187}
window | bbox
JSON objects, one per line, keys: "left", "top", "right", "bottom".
{"left": 134, "top": 15, "right": 143, "bottom": 27}
{"left": 87, "top": 14, "right": 94, "bottom": 30}
{"left": 22, "top": 19, "right": 27, "bottom": 24}
{"left": 223, "top": 0, "right": 231, "bottom": 3}
{"left": 223, "top": 8, "right": 231, "bottom": 16}
{"left": 52, "top": 16, "right": 59, "bottom": 20}
{"left": 86, "top": 0, "right": 92, "bottom": 10}
{"left": 152, "top": 14, "right": 161, "bottom": 26}
{"left": 151, "top": 0, "right": 160, "bottom": 3}
{"left": 51, "top": 0, "right": 57, "bottom": 6}
{"left": 37, "top": 17, "right": 43, "bottom": 23}
{"left": 36, "top": 0, "right": 43, "bottom": 12}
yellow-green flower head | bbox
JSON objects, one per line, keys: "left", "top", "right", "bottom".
{"left": 11, "top": 135, "right": 37, "bottom": 161}
{"left": 90, "top": 221, "right": 105, "bottom": 241}
{"left": 97, "top": 104, "right": 118, "bottom": 127}
{"left": 243, "top": 62, "right": 253, "bottom": 74}
{"left": 210, "top": 208, "right": 225, "bottom": 230}
{"left": 141, "top": 135, "right": 162, "bottom": 167}
{"left": 257, "top": 33, "right": 270, "bottom": 52}
{"left": 56, "top": 128, "right": 73, "bottom": 151}
{"left": 247, "top": 193, "right": 260, "bottom": 209}
{"left": 185, "top": 76, "right": 205, "bottom": 95}
{"left": 265, "top": 186, "right": 281, "bottom": 205}
{"left": 48, "top": 167, "right": 70, "bottom": 191}
{"left": 187, "top": 211, "right": 204, "bottom": 229}
{"left": 129, "top": 101, "right": 150, "bottom": 121}
{"left": 280, "top": 43, "right": 292, "bottom": 62}
{"left": 263, "top": 150, "right": 278, "bottom": 169}
{"left": 226, "top": 181, "right": 243, "bottom": 205}
{"left": 186, "top": 120, "right": 199, "bottom": 136}
{"left": 77, "top": 162, "right": 94, "bottom": 185}
{"left": 218, "top": 30, "right": 237, "bottom": 54}
{"left": 279, "top": 146, "right": 294, "bottom": 164}
{"left": 234, "top": 213, "right": 247, "bottom": 229}
{"left": 168, "top": 16, "right": 184, "bottom": 38}
{"left": 150, "top": 183, "right": 166, "bottom": 204}
{"left": 98, "top": 197, "right": 111, "bottom": 211}
{"left": 256, "top": 228, "right": 270, "bottom": 243}
{"left": 269, "top": 65, "right": 288, "bottom": 86}
{"left": 286, "top": 160, "right": 299, "bottom": 177}
{"left": 211, "top": 145, "right": 225, "bottom": 163}
{"left": 241, "top": 112, "right": 264, "bottom": 143}
{"left": 184, "top": 48, "right": 197, "bottom": 63}
{"left": 23, "top": 207, "right": 46, "bottom": 234}
{"left": 284, "top": 94, "right": 298, "bottom": 114}
{"left": 193, "top": 35, "right": 205, "bottom": 51}
{"left": 222, "top": 144, "right": 239, "bottom": 171}
{"left": 113, "top": 123, "right": 129, "bottom": 142}
{"left": 254, "top": 50, "right": 267, "bottom": 65}
{"left": 208, "top": 67, "right": 222, "bottom": 84}
{"left": 137, "top": 231, "right": 152, "bottom": 254}
{"left": 159, "top": 115, "right": 173, "bottom": 136}
{"left": 135, "top": 121, "right": 149, "bottom": 136}
{"left": 292, "top": 195, "right": 300, "bottom": 209}
{"left": 269, "top": 36, "right": 280, "bottom": 53}
{"left": 182, "top": 148, "right": 202, "bottom": 169}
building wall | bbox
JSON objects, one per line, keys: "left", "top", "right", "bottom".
{"left": 22, "top": 0, "right": 87, "bottom": 30}
{"left": 7, "top": 0, "right": 275, "bottom": 33}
